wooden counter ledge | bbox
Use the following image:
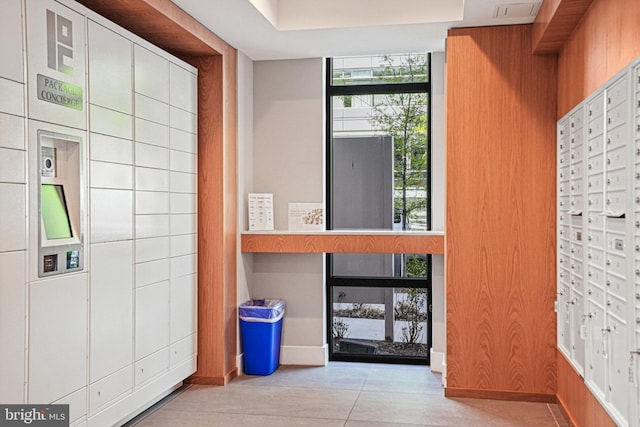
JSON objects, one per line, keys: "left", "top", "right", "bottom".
{"left": 240, "top": 230, "right": 445, "bottom": 254}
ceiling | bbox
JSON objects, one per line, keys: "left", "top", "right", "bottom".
{"left": 170, "top": 0, "right": 541, "bottom": 61}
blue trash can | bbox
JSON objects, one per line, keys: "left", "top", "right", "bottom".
{"left": 239, "top": 299, "right": 285, "bottom": 375}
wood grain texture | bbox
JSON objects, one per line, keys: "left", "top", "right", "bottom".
{"left": 554, "top": 0, "right": 639, "bottom": 421}
{"left": 222, "top": 46, "right": 239, "bottom": 380}
{"left": 78, "top": 0, "right": 239, "bottom": 384}
{"left": 444, "top": 387, "right": 556, "bottom": 403}
{"left": 556, "top": 354, "right": 616, "bottom": 427}
{"left": 189, "top": 54, "right": 223, "bottom": 384}
{"left": 189, "top": 51, "right": 238, "bottom": 383}
{"left": 532, "top": 0, "right": 594, "bottom": 54}
{"left": 241, "top": 233, "right": 445, "bottom": 254}
{"left": 75, "top": 0, "right": 225, "bottom": 56}
{"left": 557, "top": 0, "right": 640, "bottom": 116}
{"left": 446, "top": 25, "right": 558, "bottom": 396}
{"left": 188, "top": 367, "right": 238, "bottom": 386}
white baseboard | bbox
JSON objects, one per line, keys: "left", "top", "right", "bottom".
{"left": 430, "top": 349, "right": 445, "bottom": 374}
{"left": 280, "top": 344, "right": 328, "bottom": 366}
{"left": 237, "top": 345, "right": 328, "bottom": 374}
{"left": 236, "top": 354, "right": 244, "bottom": 376}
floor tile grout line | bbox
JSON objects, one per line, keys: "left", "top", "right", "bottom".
{"left": 345, "top": 388, "right": 363, "bottom": 425}
{"left": 342, "top": 367, "right": 369, "bottom": 425}
{"left": 141, "top": 407, "right": 351, "bottom": 423}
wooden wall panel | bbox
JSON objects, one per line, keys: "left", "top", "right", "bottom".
{"left": 445, "top": 25, "right": 558, "bottom": 398}
{"left": 532, "top": 0, "right": 594, "bottom": 54}
{"left": 556, "top": 354, "right": 616, "bottom": 427}
{"left": 557, "top": 0, "right": 640, "bottom": 116}
{"left": 75, "top": 0, "right": 224, "bottom": 56}
{"left": 78, "top": 0, "right": 239, "bottom": 385}
{"left": 554, "top": 0, "right": 640, "bottom": 421}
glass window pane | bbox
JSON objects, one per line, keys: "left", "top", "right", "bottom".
{"left": 331, "top": 53, "right": 430, "bottom": 86}
{"left": 331, "top": 286, "right": 429, "bottom": 359}
{"left": 331, "top": 92, "right": 429, "bottom": 231}
{"left": 332, "top": 253, "right": 429, "bottom": 279}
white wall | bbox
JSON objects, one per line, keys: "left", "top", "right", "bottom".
{"left": 253, "top": 58, "right": 325, "bottom": 226}
{"left": 430, "top": 52, "right": 446, "bottom": 375}
{"left": 249, "top": 58, "right": 327, "bottom": 365}
{"left": 242, "top": 54, "right": 446, "bottom": 369}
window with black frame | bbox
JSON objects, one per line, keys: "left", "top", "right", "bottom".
{"left": 326, "top": 54, "right": 432, "bottom": 364}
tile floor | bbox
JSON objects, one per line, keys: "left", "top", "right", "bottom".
{"left": 126, "top": 362, "right": 570, "bottom": 427}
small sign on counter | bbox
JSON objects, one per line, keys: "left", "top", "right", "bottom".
{"left": 288, "top": 203, "right": 324, "bottom": 230}
{"left": 248, "top": 193, "right": 274, "bottom": 231}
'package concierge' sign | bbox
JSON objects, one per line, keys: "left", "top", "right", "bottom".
{"left": 37, "top": 74, "right": 83, "bottom": 110}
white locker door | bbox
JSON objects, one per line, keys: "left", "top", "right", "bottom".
{"left": 29, "top": 273, "right": 88, "bottom": 404}
{"left": 169, "top": 273, "right": 197, "bottom": 345}
{"left": 0, "top": 251, "right": 26, "bottom": 403}
{"left": 587, "top": 301, "right": 607, "bottom": 402}
{"left": 88, "top": 365, "right": 132, "bottom": 415}
{"left": 134, "top": 44, "right": 169, "bottom": 103}
{"left": 90, "top": 188, "right": 134, "bottom": 243}
{"left": 0, "top": 183, "right": 27, "bottom": 254}
{"left": 559, "top": 282, "right": 572, "bottom": 355}
{"left": 571, "top": 289, "right": 586, "bottom": 372}
{"left": 0, "top": 0, "right": 24, "bottom": 82}
{"left": 135, "top": 281, "right": 170, "bottom": 360}
{"left": 89, "top": 241, "right": 134, "bottom": 383}
{"left": 169, "top": 63, "right": 197, "bottom": 114}
{"left": 88, "top": 20, "right": 132, "bottom": 114}
{"left": 608, "top": 314, "right": 630, "bottom": 426}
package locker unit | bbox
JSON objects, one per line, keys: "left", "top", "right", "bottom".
{"left": 0, "top": 0, "right": 198, "bottom": 425}
{"left": 557, "top": 56, "right": 640, "bottom": 427}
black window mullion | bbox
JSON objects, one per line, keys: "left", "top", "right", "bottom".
{"left": 329, "top": 276, "right": 428, "bottom": 289}
{"left": 327, "top": 82, "right": 430, "bottom": 97}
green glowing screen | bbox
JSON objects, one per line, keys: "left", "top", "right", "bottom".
{"left": 41, "top": 184, "right": 72, "bottom": 239}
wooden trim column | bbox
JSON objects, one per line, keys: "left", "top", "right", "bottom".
{"left": 187, "top": 50, "right": 238, "bottom": 385}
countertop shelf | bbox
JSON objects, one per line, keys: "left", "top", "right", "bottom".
{"left": 240, "top": 230, "right": 445, "bottom": 254}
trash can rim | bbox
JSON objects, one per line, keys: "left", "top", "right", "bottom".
{"left": 239, "top": 311, "right": 285, "bottom": 323}
{"left": 239, "top": 299, "right": 285, "bottom": 321}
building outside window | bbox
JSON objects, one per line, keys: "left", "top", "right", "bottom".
{"left": 326, "top": 53, "right": 432, "bottom": 364}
